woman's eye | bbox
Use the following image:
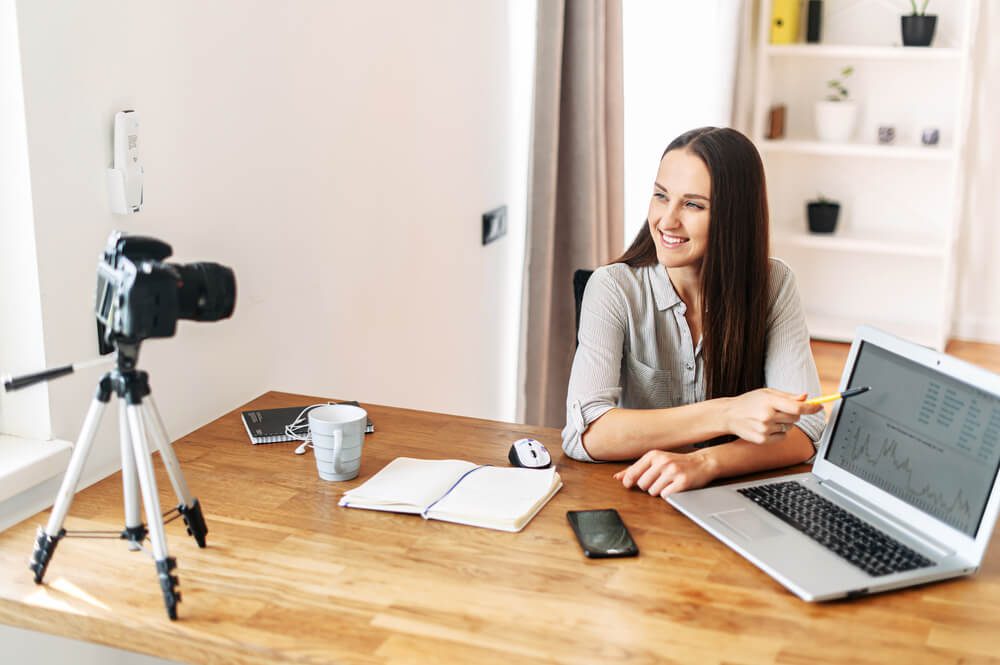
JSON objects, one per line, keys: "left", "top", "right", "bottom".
{"left": 653, "top": 192, "right": 666, "bottom": 200}
{"left": 685, "top": 201, "right": 705, "bottom": 210}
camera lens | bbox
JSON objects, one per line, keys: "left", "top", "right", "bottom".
{"left": 173, "top": 262, "right": 236, "bottom": 322}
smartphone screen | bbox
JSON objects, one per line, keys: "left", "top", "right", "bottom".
{"left": 566, "top": 509, "right": 639, "bottom": 558}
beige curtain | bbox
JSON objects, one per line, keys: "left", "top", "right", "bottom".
{"left": 730, "top": 0, "right": 759, "bottom": 134}
{"left": 521, "top": 0, "right": 624, "bottom": 428}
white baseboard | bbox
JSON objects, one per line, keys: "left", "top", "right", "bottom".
{"left": 0, "top": 624, "right": 179, "bottom": 665}
{"left": 0, "top": 452, "right": 121, "bottom": 533}
{"left": 953, "top": 315, "right": 1000, "bottom": 344}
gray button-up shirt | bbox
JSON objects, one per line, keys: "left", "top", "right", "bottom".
{"left": 561, "top": 258, "right": 826, "bottom": 462}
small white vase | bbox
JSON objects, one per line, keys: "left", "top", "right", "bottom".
{"left": 814, "top": 100, "right": 858, "bottom": 142}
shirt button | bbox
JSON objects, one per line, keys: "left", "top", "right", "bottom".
{"left": 685, "top": 362, "right": 694, "bottom": 371}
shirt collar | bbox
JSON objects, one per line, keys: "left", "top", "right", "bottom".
{"left": 651, "top": 263, "right": 682, "bottom": 311}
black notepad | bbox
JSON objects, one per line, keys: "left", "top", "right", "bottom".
{"left": 240, "top": 402, "right": 374, "bottom": 445}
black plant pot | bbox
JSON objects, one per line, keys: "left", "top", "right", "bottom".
{"left": 807, "top": 202, "right": 840, "bottom": 234}
{"left": 901, "top": 15, "right": 937, "bottom": 47}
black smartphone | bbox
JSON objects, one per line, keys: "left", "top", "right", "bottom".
{"left": 566, "top": 509, "right": 639, "bottom": 558}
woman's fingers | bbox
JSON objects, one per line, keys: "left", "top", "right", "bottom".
{"left": 636, "top": 463, "right": 665, "bottom": 491}
{"left": 775, "top": 392, "right": 824, "bottom": 416}
{"left": 658, "top": 476, "right": 688, "bottom": 498}
{"left": 618, "top": 454, "right": 653, "bottom": 488}
{"left": 648, "top": 467, "right": 683, "bottom": 496}
{"left": 615, "top": 452, "right": 714, "bottom": 498}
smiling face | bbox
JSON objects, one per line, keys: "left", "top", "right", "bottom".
{"left": 646, "top": 148, "right": 712, "bottom": 272}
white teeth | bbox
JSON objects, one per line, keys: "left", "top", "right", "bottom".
{"left": 661, "top": 233, "right": 688, "bottom": 246}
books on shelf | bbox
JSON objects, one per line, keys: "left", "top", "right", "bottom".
{"left": 339, "top": 457, "right": 563, "bottom": 532}
{"left": 240, "top": 403, "right": 374, "bottom": 444}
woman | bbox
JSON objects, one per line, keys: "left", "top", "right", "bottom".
{"left": 561, "top": 126, "right": 826, "bottom": 499}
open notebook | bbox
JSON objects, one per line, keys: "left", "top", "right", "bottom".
{"left": 339, "top": 457, "right": 562, "bottom": 532}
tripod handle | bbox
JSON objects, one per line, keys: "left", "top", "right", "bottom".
{"left": 3, "top": 356, "right": 113, "bottom": 392}
{"left": 3, "top": 365, "right": 74, "bottom": 392}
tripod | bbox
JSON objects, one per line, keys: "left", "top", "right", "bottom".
{"left": 28, "top": 350, "right": 207, "bottom": 620}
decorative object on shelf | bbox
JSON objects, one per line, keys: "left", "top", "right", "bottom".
{"left": 806, "top": 196, "right": 841, "bottom": 234}
{"left": 766, "top": 104, "right": 787, "bottom": 139}
{"left": 814, "top": 66, "right": 857, "bottom": 142}
{"left": 878, "top": 125, "right": 896, "bottom": 144}
{"left": 902, "top": 0, "right": 937, "bottom": 47}
{"left": 770, "top": 0, "right": 801, "bottom": 44}
{"left": 806, "top": 0, "right": 823, "bottom": 43}
{"left": 921, "top": 127, "right": 940, "bottom": 145}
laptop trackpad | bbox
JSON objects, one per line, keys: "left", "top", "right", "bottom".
{"left": 712, "top": 509, "right": 785, "bottom": 541}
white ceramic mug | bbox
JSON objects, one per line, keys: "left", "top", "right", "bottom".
{"left": 308, "top": 404, "right": 367, "bottom": 481}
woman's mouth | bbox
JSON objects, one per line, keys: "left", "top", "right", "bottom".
{"left": 660, "top": 233, "right": 689, "bottom": 248}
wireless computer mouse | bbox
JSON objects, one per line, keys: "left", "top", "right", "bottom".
{"left": 508, "top": 438, "right": 552, "bottom": 469}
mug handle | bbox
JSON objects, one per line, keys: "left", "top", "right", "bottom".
{"left": 332, "top": 429, "right": 344, "bottom": 475}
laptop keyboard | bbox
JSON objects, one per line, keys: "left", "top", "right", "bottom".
{"left": 738, "top": 481, "right": 936, "bottom": 577}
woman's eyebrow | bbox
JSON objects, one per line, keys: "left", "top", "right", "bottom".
{"left": 654, "top": 182, "right": 709, "bottom": 201}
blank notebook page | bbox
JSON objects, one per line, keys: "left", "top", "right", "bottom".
{"left": 344, "top": 458, "right": 477, "bottom": 508}
{"left": 431, "top": 466, "right": 557, "bottom": 520}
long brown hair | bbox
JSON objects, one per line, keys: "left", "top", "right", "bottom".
{"left": 615, "top": 127, "right": 770, "bottom": 400}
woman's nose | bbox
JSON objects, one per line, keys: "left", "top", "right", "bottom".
{"left": 656, "top": 204, "right": 681, "bottom": 229}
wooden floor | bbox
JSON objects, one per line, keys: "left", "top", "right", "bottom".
{"left": 812, "top": 338, "right": 1000, "bottom": 396}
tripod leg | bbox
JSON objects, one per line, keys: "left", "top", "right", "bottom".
{"left": 125, "top": 404, "right": 180, "bottom": 620}
{"left": 30, "top": 395, "right": 109, "bottom": 583}
{"left": 119, "top": 401, "right": 145, "bottom": 550}
{"left": 143, "top": 397, "right": 207, "bottom": 548}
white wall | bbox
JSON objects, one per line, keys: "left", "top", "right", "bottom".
{"left": 12, "top": 0, "right": 534, "bottom": 482}
{"left": 5, "top": 1, "right": 534, "bottom": 661}
{"left": 622, "top": 0, "right": 741, "bottom": 244}
{"left": 0, "top": 0, "right": 50, "bottom": 439}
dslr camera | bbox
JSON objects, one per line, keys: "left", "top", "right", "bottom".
{"left": 95, "top": 231, "right": 236, "bottom": 355}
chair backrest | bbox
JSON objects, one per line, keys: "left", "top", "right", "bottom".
{"left": 573, "top": 269, "right": 594, "bottom": 344}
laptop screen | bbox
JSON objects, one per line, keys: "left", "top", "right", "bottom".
{"left": 823, "top": 341, "right": 1000, "bottom": 538}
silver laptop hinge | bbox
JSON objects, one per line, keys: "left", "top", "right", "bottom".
{"left": 820, "top": 480, "right": 953, "bottom": 558}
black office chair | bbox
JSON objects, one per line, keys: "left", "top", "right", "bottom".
{"left": 573, "top": 269, "right": 594, "bottom": 344}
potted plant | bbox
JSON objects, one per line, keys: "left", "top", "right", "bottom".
{"left": 807, "top": 195, "right": 840, "bottom": 233}
{"left": 814, "top": 66, "right": 857, "bottom": 142}
{"left": 902, "top": 0, "right": 936, "bottom": 47}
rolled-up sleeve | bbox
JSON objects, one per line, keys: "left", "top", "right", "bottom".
{"left": 561, "top": 268, "right": 627, "bottom": 462}
{"left": 764, "top": 260, "right": 827, "bottom": 457}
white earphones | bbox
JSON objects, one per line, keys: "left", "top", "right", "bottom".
{"left": 283, "top": 403, "right": 334, "bottom": 455}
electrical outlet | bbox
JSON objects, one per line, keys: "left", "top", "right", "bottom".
{"left": 482, "top": 205, "right": 507, "bottom": 245}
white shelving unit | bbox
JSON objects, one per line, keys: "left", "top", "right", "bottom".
{"left": 753, "top": 0, "right": 981, "bottom": 350}
{"left": 760, "top": 138, "right": 955, "bottom": 161}
{"left": 766, "top": 43, "right": 963, "bottom": 60}
{"left": 772, "top": 232, "right": 945, "bottom": 259}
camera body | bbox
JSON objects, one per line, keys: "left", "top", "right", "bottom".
{"left": 95, "top": 232, "right": 236, "bottom": 355}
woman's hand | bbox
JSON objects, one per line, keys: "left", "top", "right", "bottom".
{"left": 721, "top": 388, "right": 823, "bottom": 445}
{"left": 613, "top": 449, "right": 717, "bottom": 498}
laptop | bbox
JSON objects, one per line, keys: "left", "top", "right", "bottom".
{"left": 668, "top": 325, "right": 1000, "bottom": 601}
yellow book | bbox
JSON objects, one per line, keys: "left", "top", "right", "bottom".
{"left": 771, "top": 0, "right": 801, "bottom": 44}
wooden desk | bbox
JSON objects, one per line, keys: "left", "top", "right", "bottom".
{"left": 1, "top": 391, "right": 999, "bottom": 664}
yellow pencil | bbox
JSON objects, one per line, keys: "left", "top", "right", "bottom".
{"left": 805, "top": 386, "right": 871, "bottom": 406}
